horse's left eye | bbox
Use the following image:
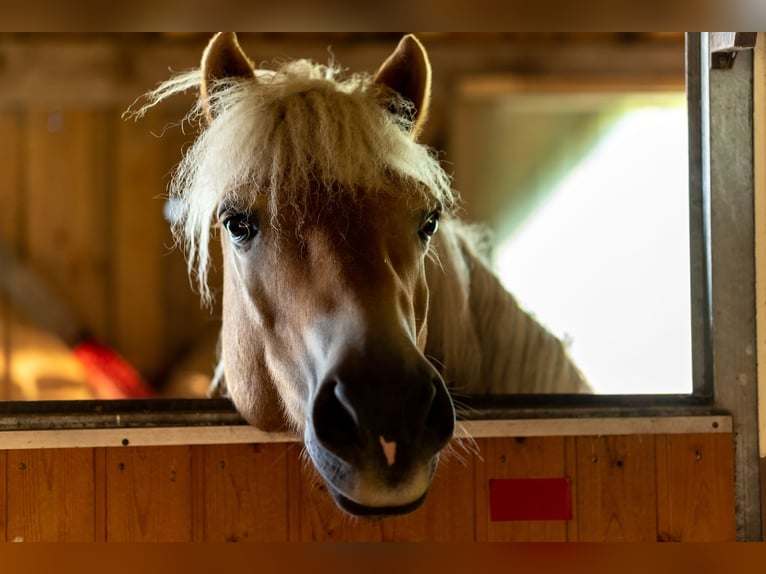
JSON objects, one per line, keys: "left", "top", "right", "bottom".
{"left": 419, "top": 211, "right": 440, "bottom": 240}
{"left": 223, "top": 213, "right": 258, "bottom": 245}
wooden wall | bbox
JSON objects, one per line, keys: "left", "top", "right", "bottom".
{"left": 0, "top": 433, "right": 735, "bottom": 542}
{"left": 0, "top": 33, "right": 684, "bottom": 400}
{"left": 0, "top": 88, "right": 217, "bottom": 399}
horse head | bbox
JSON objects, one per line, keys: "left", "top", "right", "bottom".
{"left": 199, "top": 33, "right": 456, "bottom": 516}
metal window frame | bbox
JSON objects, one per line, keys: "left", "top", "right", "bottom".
{"left": 698, "top": 32, "right": 761, "bottom": 542}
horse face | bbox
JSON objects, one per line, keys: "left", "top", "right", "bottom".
{"left": 191, "top": 32, "right": 456, "bottom": 516}
{"left": 219, "top": 189, "right": 455, "bottom": 515}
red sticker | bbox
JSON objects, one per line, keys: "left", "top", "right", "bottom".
{"left": 489, "top": 477, "right": 571, "bottom": 521}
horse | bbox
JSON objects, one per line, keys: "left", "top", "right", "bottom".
{"left": 127, "top": 32, "right": 591, "bottom": 517}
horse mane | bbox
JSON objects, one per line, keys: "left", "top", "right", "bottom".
{"left": 425, "top": 219, "right": 592, "bottom": 395}
{"left": 126, "top": 50, "right": 590, "bottom": 396}
{"left": 125, "top": 59, "right": 454, "bottom": 304}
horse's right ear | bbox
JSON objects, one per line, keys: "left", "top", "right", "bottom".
{"left": 200, "top": 32, "right": 255, "bottom": 124}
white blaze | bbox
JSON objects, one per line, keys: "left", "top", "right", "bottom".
{"left": 379, "top": 435, "right": 397, "bottom": 466}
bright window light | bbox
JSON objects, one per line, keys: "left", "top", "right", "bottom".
{"left": 495, "top": 100, "right": 691, "bottom": 394}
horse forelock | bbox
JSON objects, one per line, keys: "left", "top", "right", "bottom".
{"left": 129, "top": 58, "right": 454, "bottom": 305}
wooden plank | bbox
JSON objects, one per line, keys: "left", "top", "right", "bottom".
{"left": 24, "top": 108, "right": 111, "bottom": 341}
{"left": 111, "top": 112, "right": 173, "bottom": 380}
{"left": 751, "top": 30, "right": 766, "bottom": 541}
{"left": 105, "top": 445, "right": 192, "bottom": 541}
{"left": 0, "top": 416, "right": 733, "bottom": 451}
{"left": 195, "top": 443, "right": 290, "bottom": 542}
{"left": 0, "top": 110, "right": 22, "bottom": 402}
{"left": 0, "top": 110, "right": 21, "bottom": 248}
{"left": 456, "top": 416, "right": 731, "bottom": 437}
{"left": 574, "top": 435, "right": 656, "bottom": 541}
{"left": 0, "top": 36, "right": 684, "bottom": 107}
{"left": 564, "top": 436, "right": 579, "bottom": 541}
{"left": 753, "top": 32, "right": 766, "bottom": 462}
{"left": 0, "top": 426, "right": 298, "bottom": 450}
{"left": 93, "top": 447, "right": 106, "bottom": 542}
{"left": 381, "top": 438, "right": 477, "bottom": 541}
{"left": 286, "top": 446, "right": 383, "bottom": 542}
{"left": 0, "top": 450, "right": 7, "bottom": 541}
{"left": 155, "top": 114, "right": 220, "bottom": 384}
{"left": 476, "top": 436, "right": 568, "bottom": 542}
{"left": 473, "top": 438, "right": 489, "bottom": 542}
{"left": 710, "top": 33, "right": 757, "bottom": 69}
{"left": 656, "top": 433, "right": 736, "bottom": 541}
{"left": 762, "top": 456, "right": 766, "bottom": 539}
{"left": 5, "top": 448, "right": 95, "bottom": 541}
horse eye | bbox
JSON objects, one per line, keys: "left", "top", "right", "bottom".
{"left": 419, "top": 211, "right": 440, "bottom": 240}
{"left": 223, "top": 213, "right": 258, "bottom": 245}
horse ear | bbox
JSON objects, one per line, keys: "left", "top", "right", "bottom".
{"left": 200, "top": 32, "right": 255, "bottom": 123}
{"left": 374, "top": 34, "right": 432, "bottom": 138}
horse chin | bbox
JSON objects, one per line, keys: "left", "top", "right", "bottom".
{"left": 304, "top": 433, "right": 437, "bottom": 518}
{"left": 325, "top": 483, "right": 429, "bottom": 518}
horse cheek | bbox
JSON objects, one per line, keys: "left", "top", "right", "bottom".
{"left": 414, "top": 277, "right": 430, "bottom": 352}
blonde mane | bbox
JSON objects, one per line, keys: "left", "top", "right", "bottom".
{"left": 126, "top": 59, "right": 454, "bottom": 304}
{"left": 426, "top": 221, "right": 591, "bottom": 395}
{"left": 127, "top": 47, "right": 590, "bottom": 396}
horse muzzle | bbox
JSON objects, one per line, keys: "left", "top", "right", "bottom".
{"left": 305, "top": 352, "right": 455, "bottom": 517}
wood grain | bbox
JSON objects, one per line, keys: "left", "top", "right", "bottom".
{"left": 656, "top": 433, "right": 736, "bottom": 541}
{"left": 93, "top": 447, "right": 107, "bottom": 542}
{"left": 194, "top": 443, "right": 290, "bottom": 542}
{"left": 0, "top": 451, "right": 6, "bottom": 541}
{"left": 753, "top": 33, "right": 766, "bottom": 472}
{"left": 0, "top": 111, "right": 21, "bottom": 248}
{"left": 0, "top": 434, "right": 740, "bottom": 542}
{"left": 762, "top": 456, "right": 766, "bottom": 538}
{"left": 111, "top": 113, "right": 172, "bottom": 380}
{"left": 574, "top": 435, "right": 657, "bottom": 541}
{"left": 0, "top": 110, "right": 22, "bottom": 402}
{"left": 24, "top": 108, "right": 111, "bottom": 341}
{"left": 105, "top": 446, "right": 192, "bottom": 541}
{"left": 564, "top": 436, "right": 579, "bottom": 541}
{"left": 6, "top": 449, "right": 95, "bottom": 541}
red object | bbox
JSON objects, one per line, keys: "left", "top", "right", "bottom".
{"left": 73, "top": 340, "right": 156, "bottom": 399}
{"left": 489, "top": 477, "right": 571, "bottom": 521}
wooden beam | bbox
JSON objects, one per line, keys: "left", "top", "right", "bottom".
{"left": 0, "top": 416, "right": 732, "bottom": 450}
{"left": 710, "top": 32, "right": 758, "bottom": 69}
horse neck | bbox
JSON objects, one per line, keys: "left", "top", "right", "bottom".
{"left": 424, "top": 220, "right": 591, "bottom": 395}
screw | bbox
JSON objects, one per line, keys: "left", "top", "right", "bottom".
{"left": 122, "top": 438, "right": 130, "bottom": 446}
{"left": 19, "top": 463, "right": 26, "bottom": 471}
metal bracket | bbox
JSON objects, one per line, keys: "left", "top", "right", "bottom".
{"left": 710, "top": 32, "right": 757, "bottom": 69}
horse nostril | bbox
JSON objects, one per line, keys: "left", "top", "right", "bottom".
{"left": 312, "top": 381, "right": 360, "bottom": 456}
